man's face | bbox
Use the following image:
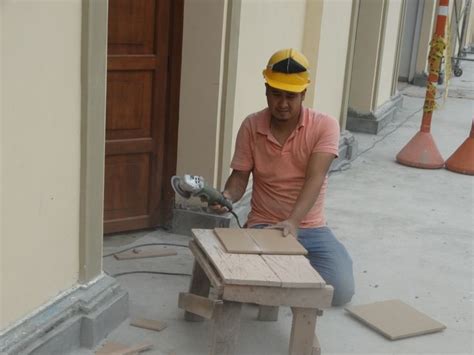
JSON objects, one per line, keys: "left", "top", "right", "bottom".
{"left": 266, "top": 84, "right": 305, "bottom": 122}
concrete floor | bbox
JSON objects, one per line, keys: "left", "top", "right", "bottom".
{"left": 81, "top": 61, "right": 473, "bottom": 354}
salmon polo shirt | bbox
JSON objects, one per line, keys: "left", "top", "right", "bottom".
{"left": 231, "top": 107, "right": 340, "bottom": 228}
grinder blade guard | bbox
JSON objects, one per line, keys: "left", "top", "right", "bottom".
{"left": 171, "top": 174, "right": 242, "bottom": 228}
{"left": 171, "top": 175, "right": 202, "bottom": 199}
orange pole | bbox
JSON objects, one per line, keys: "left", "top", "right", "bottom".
{"left": 420, "top": 0, "right": 449, "bottom": 133}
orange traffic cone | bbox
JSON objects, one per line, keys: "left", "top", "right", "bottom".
{"left": 396, "top": 131, "right": 444, "bottom": 168}
{"left": 396, "top": 0, "right": 449, "bottom": 169}
{"left": 445, "top": 119, "right": 474, "bottom": 175}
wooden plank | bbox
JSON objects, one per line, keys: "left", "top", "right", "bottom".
{"left": 95, "top": 341, "right": 153, "bottom": 355}
{"left": 179, "top": 292, "right": 223, "bottom": 320}
{"left": 96, "top": 342, "right": 129, "bottom": 355}
{"left": 214, "top": 228, "right": 261, "bottom": 254}
{"left": 130, "top": 318, "right": 167, "bottom": 332}
{"left": 189, "top": 241, "right": 223, "bottom": 294}
{"left": 184, "top": 260, "right": 211, "bottom": 322}
{"left": 257, "top": 305, "right": 279, "bottom": 321}
{"left": 223, "top": 285, "right": 334, "bottom": 309}
{"left": 121, "top": 343, "right": 153, "bottom": 355}
{"left": 213, "top": 228, "right": 307, "bottom": 255}
{"left": 114, "top": 248, "right": 177, "bottom": 260}
{"left": 345, "top": 300, "right": 446, "bottom": 340}
{"left": 192, "top": 229, "right": 281, "bottom": 287}
{"left": 289, "top": 307, "right": 317, "bottom": 355}
{"left": 262, "top": 255, "right": 325, "bottom": 288}
{"left": 210, "top": 301, "right": 242, "bottom": 355}
{"left": 248, "top": 229, "right": 307, "bottom": 255}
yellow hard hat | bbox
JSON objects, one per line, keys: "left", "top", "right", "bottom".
{"left": 262, "top": 48, "right": 310, "bottom": 93}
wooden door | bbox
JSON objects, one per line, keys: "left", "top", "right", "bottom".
{"left": 104, "top": 0, "right": 183, "bottom": 234}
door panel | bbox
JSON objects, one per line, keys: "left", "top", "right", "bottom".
{"left": 106, "top": 71, "right": 153, "bottom": 139}
{"left": 104, "top": 0, "right": 178, "bottom": 234}
{"left": 108, "top": 0, "right": 156, "bottom": 55}
{"left": 104, "top": 154, "right": 150, "bottom": 220}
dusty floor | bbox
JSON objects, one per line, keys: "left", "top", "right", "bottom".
{"left": 77, "top": 59, "right": 473, "bottom": 355}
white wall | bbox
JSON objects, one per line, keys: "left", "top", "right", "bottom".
{"left": 177, "top": 0, "right": 309, "bottom": 189}
{"left": 377, "top": 0, "right": 403, "bottom": 107}
{"left": 313, "top": 0, "right": 353, "bottom": 119}
{"left": 177, "top": 0, "right": 228, "bottom": 185}
{"left": 231, "top": 0, "right": 307, "bottom": 143}
{"left": 1, "top": 0, "right": 82, "bottom": 329}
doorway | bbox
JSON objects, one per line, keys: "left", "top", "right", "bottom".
{"left": 104, "top": 0, "right": 183, "bottom": 234}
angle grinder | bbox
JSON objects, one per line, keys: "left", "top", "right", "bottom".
{"left": 171, "top": 174, "right": 233, "bottom": 211}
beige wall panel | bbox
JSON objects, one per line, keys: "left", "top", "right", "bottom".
{"left": 415, "top": 0, "right": 436, "bottom": 75}
{"left": 349, "top": 0, "right": 385, "bottom": 112}
{"left": 230, "top": 0, "right": 306, "bottom": 160}
{"left": 376, "top": 0, "right": 403, "bottom": 107}
{"left": 177, "top": 0, "right": 227, "bottom": 185}
{"left": 466, "top": 1, "right": 474, "bottom": 45}
{"left": 0, "top": 0, "right": 4, "bottom": 326}
{"left": 1, "top": 0, "right": 81, "bottom": 329}
{"left": 302, "top": 0, "right": 324, "bottom": 111}
{"left": 313, "top": 0, "right": 352, "bottom": 120}
{"left": 464, "top": 2, "right": 474, "bottom": 46}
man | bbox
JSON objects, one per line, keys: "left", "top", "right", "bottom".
{"left": 214, "top": 48, "right": 354, "bottom": 306}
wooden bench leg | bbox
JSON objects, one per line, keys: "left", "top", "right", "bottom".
{"left": 288, "top": 307, "right": 318, "bottom": 355}
{"left": 210, "top": 301, "right": 242, "bottom": 355}
{"left": 257, "top": 305, "right": 279, "bottom": 321}
{"left": 185, "top": 260, "right": 210, "bottom": 322}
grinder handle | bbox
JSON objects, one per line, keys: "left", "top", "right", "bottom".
{"left": 201, "top": 187, "right": 233, "bottom": 211}
{"left": 215, "top": 193, "right": 233, "bottom": 211}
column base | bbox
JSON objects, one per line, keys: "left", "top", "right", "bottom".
{"left": 347, "top": 94, "right": 403, "bottom": 134}
{"left": 0, "top": 275, "right": 128, "bottom": 355}
{"left": 331, "top": 130, "right": 358, "bottom": 171}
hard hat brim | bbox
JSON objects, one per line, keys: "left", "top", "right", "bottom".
{"left": 263, "top": 69, "right": 310, "bottom": 93}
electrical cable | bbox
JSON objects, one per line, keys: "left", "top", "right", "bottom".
{"left": 330, "top": 103, "right": 427, "bottom": 175}
{"left": 107, "top": 270, "right": 192, "bottom": 278}
{"left": 102, "top": 242, "right": 189, "bottom": 258}
{"left": 230, "top": 210, "right": 243, "bottom": 228}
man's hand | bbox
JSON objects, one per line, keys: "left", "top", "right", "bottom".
{"left": 208, "top": 191, "right": 232, "bottom": 214}
{"left": 265, "top": 219, "right": 299, "bottom": 238}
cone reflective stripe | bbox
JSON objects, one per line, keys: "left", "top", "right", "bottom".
{"left": 396, "top": 0, "right": 449, "bottom": 169}
{"left": 445, "top": 119, "right": 474, "bottom": 175}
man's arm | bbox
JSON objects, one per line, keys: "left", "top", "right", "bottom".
{"left": 223, "top": 169, "right": 251, "bottom": 202}
{"left": 273, "top": 152, "right": 335, "bottom": 237}
{"left": 210, "top": 169, "right": 251, "bottom": 213}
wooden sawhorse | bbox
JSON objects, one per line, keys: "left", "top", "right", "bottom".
{"left": 178, "top": 229, "right": 333, "bottom": 355}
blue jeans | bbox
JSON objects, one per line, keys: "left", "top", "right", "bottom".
{"left": 252, "top": 225, "right": 355, "bottom": 306}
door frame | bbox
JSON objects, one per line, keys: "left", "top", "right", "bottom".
{"left": 158, "top": 0, "right": 184, "bottom": 227}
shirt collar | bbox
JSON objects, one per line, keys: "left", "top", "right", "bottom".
{"left": 256, "top": 107, "right": 306, "bottom": 135}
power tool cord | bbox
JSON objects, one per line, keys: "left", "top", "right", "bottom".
{"left": 230, "top": 210, "right": 243, "bottom": 228}
{"left": 106, "top": 270, "right": 191, "bottom": 278}
{"left": 102, "top": 242, "right": 189, "bottom": 258}
{"left": 329, "top": 105, "right": 425, "bottom": 175}
{"left": 103, "top": 242, "right": 192, "bottom": 277}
